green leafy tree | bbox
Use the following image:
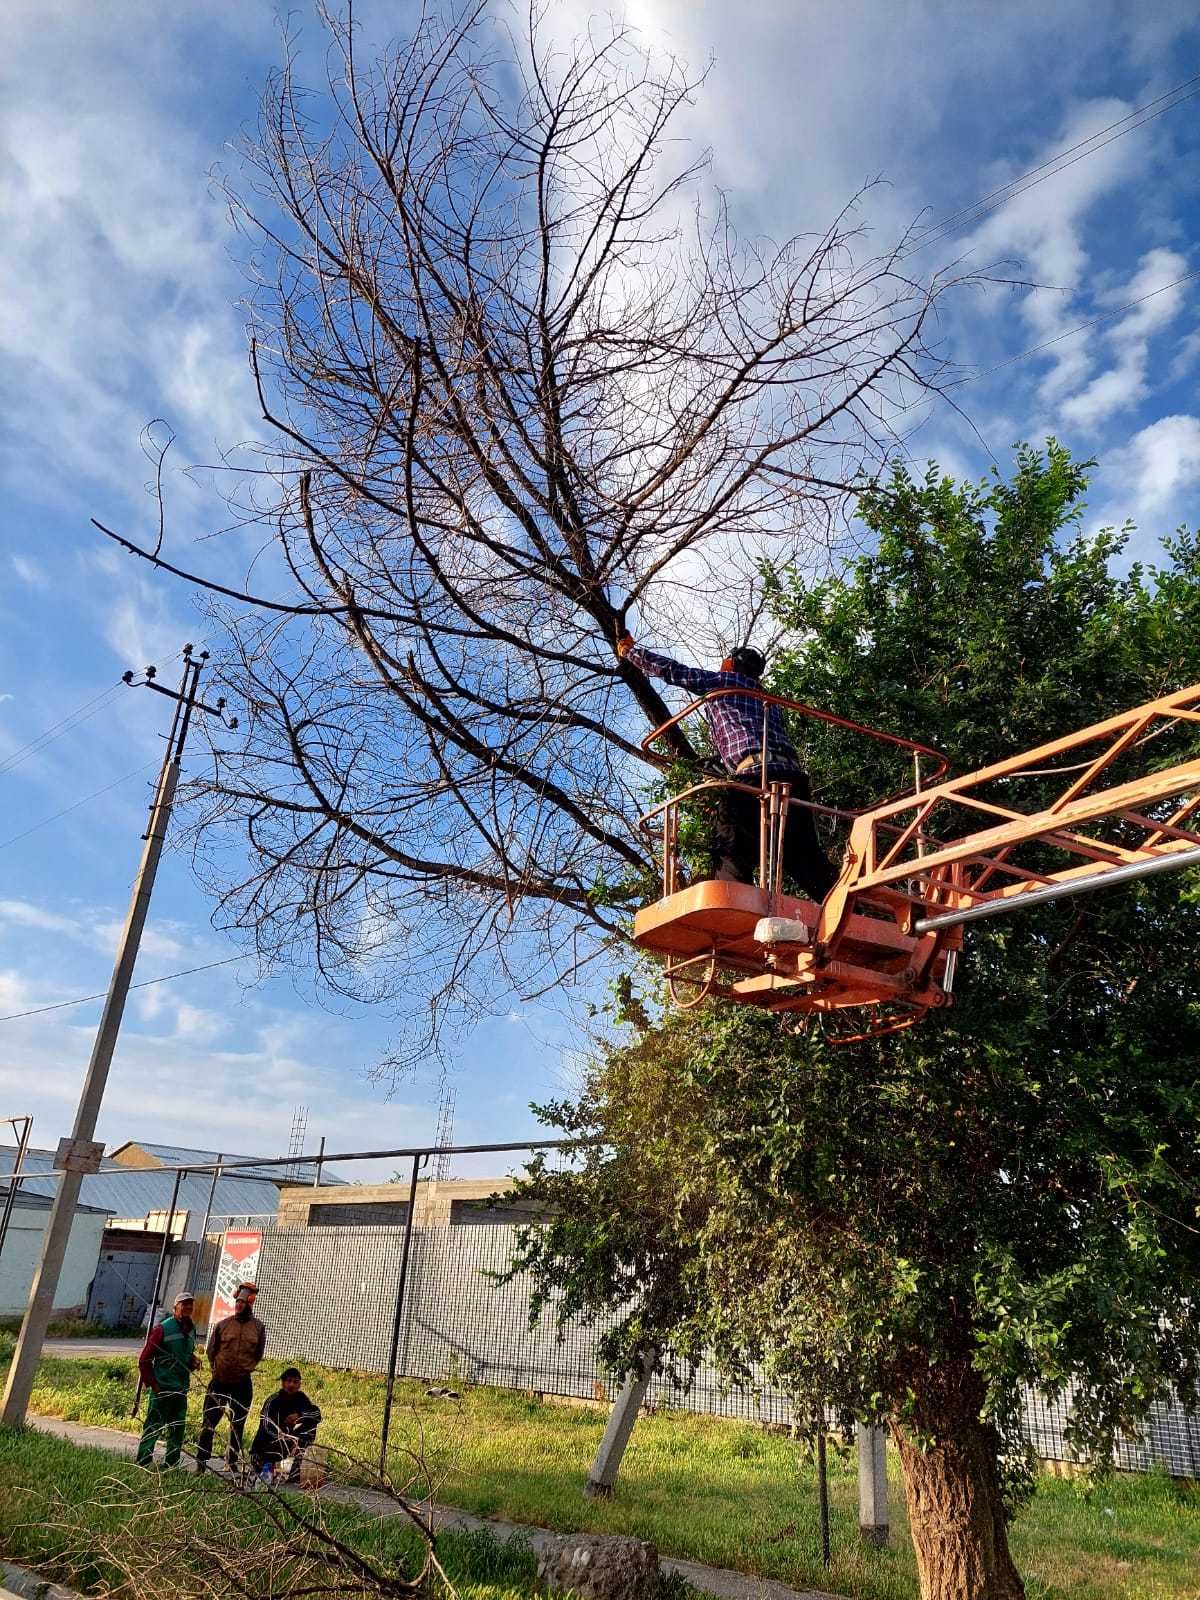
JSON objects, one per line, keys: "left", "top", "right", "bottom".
{"left": 510, "top": 444, "right": 1200, "bottom": 1600}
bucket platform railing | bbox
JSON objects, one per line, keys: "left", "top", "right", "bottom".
{"left": 632, "top": 681, "right": 1200, "bottom": 1039}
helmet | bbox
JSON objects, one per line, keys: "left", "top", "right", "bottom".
{"left": 728, "top": 646, "right": 765, "bottom": 680}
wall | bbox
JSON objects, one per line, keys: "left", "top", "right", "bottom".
{"left": 0, "top": 1208, "right": 107, "bottom": 1317}
{"left": 277, "top": 1177, "right": 520, "bottom": 1230}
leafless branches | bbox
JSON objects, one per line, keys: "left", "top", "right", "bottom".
{"left": 37, "top": 1444, "right": 450, "bottom": 1600}
{"left": 101, "top": 3, "right": 977, "bottom": 1056}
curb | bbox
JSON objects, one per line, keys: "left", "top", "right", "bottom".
{"left": 1, "top": 1559, "right": 84, "bottom": 1600}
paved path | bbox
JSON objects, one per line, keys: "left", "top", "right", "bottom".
{"left": 43, "top": 1339, "right": 141, "bottom": 1360}
{"left": 28, "top": 1414, "right": 837, "bottom": 1600}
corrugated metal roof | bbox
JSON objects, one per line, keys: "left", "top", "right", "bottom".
{"left": 5, "top": 1187, "right": 110, "bottom": 1215}
{"left": 110, "top": 1141, "right": 343, "bottom": 1185}
{"left": 0, "top": 1149, "right": 279, "bottom": 1240}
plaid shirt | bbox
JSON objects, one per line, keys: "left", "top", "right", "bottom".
{"left": 626, "top": 645, "right": 800, "bottom": 772}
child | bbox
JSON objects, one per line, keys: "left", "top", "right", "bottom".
{"left": 249, "top": 1368, "right": 323, "bottom": 1482}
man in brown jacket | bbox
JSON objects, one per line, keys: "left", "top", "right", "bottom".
{"left": 195, "top": 1281, "right": 266, "bottom": 1473}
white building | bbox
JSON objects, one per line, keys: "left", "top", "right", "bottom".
{"left": 0, "top": 1192, "right": 110, "bottom": 1317}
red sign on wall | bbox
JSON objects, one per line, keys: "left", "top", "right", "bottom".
{"left": 211, "top": 1230, "right": 262, "bottom": 1324}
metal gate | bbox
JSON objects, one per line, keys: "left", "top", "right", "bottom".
{"left": 87, "top": 1247, "right": 159, "bottom": 1327}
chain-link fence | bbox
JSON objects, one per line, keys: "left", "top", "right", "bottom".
{"left": 243, "top": 1221, "right": 1200, "bottom": 1472}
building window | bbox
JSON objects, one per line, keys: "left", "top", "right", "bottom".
{"left": 449, "top": 1199, "right": 543, "bottom": 1226}
{"left": 307, "top": 1201, "right": 409, "bottom": 1227}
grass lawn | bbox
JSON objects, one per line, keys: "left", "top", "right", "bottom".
{"left": 0, "top": 1426, "right": 558, "bottom": 1600}
{"left": 0, "top": 1315, "right": 142, "bottom": 1339}
{"left": 9, "top": 1344, "right": 1200, "bottom": 1600}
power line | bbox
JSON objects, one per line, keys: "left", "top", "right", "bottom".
{"left": 907, "top": 72, "right": 1200, "bottom": 257}
{"left": 0, "top": 764, "right": 157, "bottom": 852}
{"left": 893, "top": 265, "right": 1200, "bottom": 424}
{"left": 966, "top": 266, "right": 1200, "bottom": 381}
{"left": 0, "top": 683, "right": 125, "bottom": 777}
{"left": 0, "top": 954, "right": 247, "bottom": 1024}
{"left": 0, "top": 645, "right": 210, "bottom": 785}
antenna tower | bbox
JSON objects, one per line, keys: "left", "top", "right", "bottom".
{"left": 287, "top": 1105, "right": 309, "bottom": 1180}
{"left": 432, "top": 1082, "right": 456, "bottom": 1182}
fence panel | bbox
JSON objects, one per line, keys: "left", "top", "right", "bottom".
{"left": 246, "top": 1223, "right": 1200, "bottom": 1476}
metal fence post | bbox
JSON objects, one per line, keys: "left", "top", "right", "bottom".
{"left": 816, "top": 1424, "right": 831, "bottom": 1567}
{"left": 0, "top": 1116, "right": 33, "bottom": 1269}
{"left": 189, "top": 1155, "right": 223, "bottom": 1298}
{"left": 378, "top": 1152, "right": 426, "bottom": 1479}
{"left": 131, "top": 1166, "right": 185, "bottom": 1415}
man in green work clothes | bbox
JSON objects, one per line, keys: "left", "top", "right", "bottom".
{"left": 135, "top": 1291, "right": 201, "bottom": 1468}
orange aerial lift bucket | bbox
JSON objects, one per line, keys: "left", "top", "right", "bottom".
{"left": 633, "top": 683, "right": 1200, "bottom": 1039}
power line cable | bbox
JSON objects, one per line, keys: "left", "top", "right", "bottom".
{"left": 906, "top": 72, "right": 1200, "bottom": 257}
{"left": 964, "top": 266, "right": 1200, "bottom": 381}
{"left": 0, "top": 683, "right": 125, "bottom": 777}
{"left": 0, "top": 645, "right": 212, "bottom": 785}
{"left": 892, "top": 265, "right": 1200, "bottom": 424}
{"left": 0, "top": 763, "right": 158, "bottom": 852}
{"left": 0, "top": 954, "right": 248, "bottom": 1024}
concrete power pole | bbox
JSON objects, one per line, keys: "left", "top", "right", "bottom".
{"left": 1, "top": 645, "right": 236, "bottom": 1427}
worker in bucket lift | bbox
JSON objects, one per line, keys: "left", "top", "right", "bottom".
{"left": 618, "top": 634, "right": 838, "bottom": 901}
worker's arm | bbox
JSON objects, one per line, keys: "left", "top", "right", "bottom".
{"left": 206, "top": 1321, "right": 223, "bottom": 1365}
{"left": 253, "top": 1320, "right": 266, "bottom": 1365}
{"left": 138, "top": 1324, "right": 164, "bottom": 1392}
{"left": 620, "top": 641, "right": 727, "bottom": 695}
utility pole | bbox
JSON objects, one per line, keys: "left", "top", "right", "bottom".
{"left": 1, "top": 646, "right": 236, "bottom": 1427}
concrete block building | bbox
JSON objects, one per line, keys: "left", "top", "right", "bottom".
{"left": 277, "top": 1175, "right": 543, "bottom": 1229}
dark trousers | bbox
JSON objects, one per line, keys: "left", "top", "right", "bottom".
{"left": 252, "top": 1422, "right": 318, "bottom": 1472}
{"left": 197, "top": 1377, "right": 253, "bottom": 1466}
{"left": 714, "top": 764, "right": 839, "bottom": 902}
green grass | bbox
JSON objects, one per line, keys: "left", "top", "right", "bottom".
{"left": 0, "top": 1426, "right": 553, "bottom": 1600}
{"left": 11, "top": 1350, "right": 1200, "bottom": 1599}
{"left": 0, "top": 1315, "right": 142, "bottom": 1339}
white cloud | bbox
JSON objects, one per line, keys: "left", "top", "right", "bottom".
{"left": 969, "top": 98, "right": 1153, "bottom": 404}
{"left": 1169, "top": 328, "right": 1200, "bottom": 384}
{"left": 0, "top": 4, "right": 266, "bottom": 518}
{"left": 1058, "top": 248, "right": 1189, "bottom": 432}
{"left": 1095, "top": 414, "right": 1200, "bottom": 549}
{"left": 11, "top": 555, "right": 44, "bottom": 587}
{"left": 1, "top": 900, "right": 197, "bottom": 967}
{"left": 1114, "top": 414, "right": 1200, "bottom": 517}
{"left": 0, "top": 899, "right": 84, "bottom": 938}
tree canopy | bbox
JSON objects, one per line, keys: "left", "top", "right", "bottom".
{"left": 511, "top": 444, "right": 1200, "bottom": 1598}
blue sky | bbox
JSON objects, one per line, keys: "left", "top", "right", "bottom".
{"left": 2, "top": 0, "right": 1199, "bottom": 1172}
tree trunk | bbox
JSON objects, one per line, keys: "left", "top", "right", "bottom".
{"left": 889, "top": 1363, "right": 1025, "bottom": 1600}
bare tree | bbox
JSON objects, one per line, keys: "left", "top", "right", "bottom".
{"left": 100, "top": 2, "right": 974, "bottom": 1055}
